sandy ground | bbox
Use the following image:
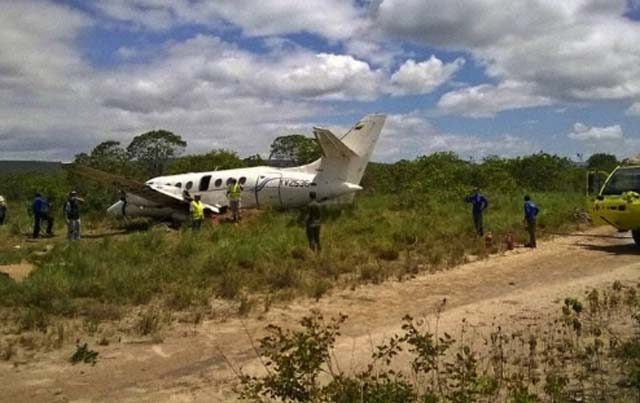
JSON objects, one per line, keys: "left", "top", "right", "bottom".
{"left": 1, "top": 226, "right": 639, "bottom": 402}
{"left": 0, "top": 261, "right": 33, "bottom": 282}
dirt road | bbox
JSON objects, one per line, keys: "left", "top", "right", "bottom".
{"left": 2, "top": 227, "right": 639, "bottom": 402}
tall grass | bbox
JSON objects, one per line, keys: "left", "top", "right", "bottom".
{"left": 0, "top": 191, "right": 586, "bottom": 316}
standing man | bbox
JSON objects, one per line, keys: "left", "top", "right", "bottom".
{"left": 0, "top": 196, "right": 6, "bottom": 226}
{"left": 464, "top": 187, "right": 489, "bottom": 236}
{"left": 523, "top": 195, "right": 540, "bottom": 248}
{"left": 306, "top": 192, "right": 322, "bottom": 253}
{"left": 32, "top": 192, "right": 45, "bottom": 238}
{"left": 39, "top": 195, "right": 55, "bottom": 237}
{"left": 64, "top": 191, "right": 84, "bottom": 240}
{"left": 226, "top": 178, "right": 243, "bottom": 223}
{"left": 190, "top": 194, "right": 205, "bottom": 231}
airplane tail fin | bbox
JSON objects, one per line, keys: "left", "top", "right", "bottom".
{"left": 295, "top": 114, "right": 385, "bottom": 185}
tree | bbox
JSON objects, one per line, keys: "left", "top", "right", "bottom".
{"left": 77, "top": 141, "right": 130, "bottom": 174}
{"left": 166, "top": 149, "right": 245, "bottom": 174}
{"left": 587, "top": 153, "right": 619, "bottom": 173}
{"left": 126, "top": 130, "right": 187, "bottom": 177}
{"left": 269, "top": 134, "right": 321, "bottom": 164}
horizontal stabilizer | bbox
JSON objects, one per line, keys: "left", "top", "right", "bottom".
{"left": 313, "top": 127, "right": 358, "bottom": 160}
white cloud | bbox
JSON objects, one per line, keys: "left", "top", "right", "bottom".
{"left": 93, "top": 0, "right": 366, "bottom": 40}
{"left": 378, "top": 0, "right": 640, "bottom": 107}
{"left": 389, "top": 57, "right": 464, "bottom": 95}
{"left": 626, "top": 102, "right": 640, "bottom": 117}
{"left": 0, "top": 2, "right": 450, "bottom": 161}
{"left": 374, "top": 112, "right": 537, "bottom": 161}
{"left": 437, "top": 81, "right": 552, "bottom": 118}
{"left": 568, "top": 122, "right": 624, "bottom": 141}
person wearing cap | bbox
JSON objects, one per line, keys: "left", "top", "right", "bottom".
{"left": 305, "top": 192, "right": 322, "bottom": 252}
{"left": 523, "top": 195, "right": 540, "bottom": 248}
{"left": 63, "top": 191, "right": 84, "bottom": 240}
{"left": 190, "top": 194, "right": 205, "bottom": 231}
{"left": 0, "top": 196, "right": 6, "bottom": 226}
{"left": 464, "top": 187, "right": 489, "bottom": 236}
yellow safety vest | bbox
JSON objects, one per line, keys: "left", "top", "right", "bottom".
{"left": 191, "top": 200, "right": 205, "bottom": 220}
{"left": 228, "top": 183, "right": 242, "bottom": 201}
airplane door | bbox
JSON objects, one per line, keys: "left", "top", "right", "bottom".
{"left": 256, "top": 174, "right": 282, "bottom": 208}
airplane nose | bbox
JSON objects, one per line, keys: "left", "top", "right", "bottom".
{"left": 107, "top": 200, "right": 125, "bottom": 217}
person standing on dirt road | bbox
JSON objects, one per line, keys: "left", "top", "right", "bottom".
{"left": 523, "top": 195, "right": 540, "bottom": 248}
{"left": 464, "top": 187, "right": 488, "bottom": 236}
{"left": 306, "top": 192, "right": 322, "bottom": 253}
{"left": 0, "top": 196, "right": 6, "bottom": 226}
{"left": 190, "top": 194, "right": 205, "bottom": 231}
{"left": 64, "top": 191, "right": 84, "bottom": 240}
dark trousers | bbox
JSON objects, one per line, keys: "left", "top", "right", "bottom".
{"left": 473, "top": 212, "right": 484, "bottom": 236}
{"left": 41, "top": 213, "right": 54, "bottom": 235}
{"left": 191, "top": 219, "right": 203, "bottom": 231}
{"left": 34, "top": 213, "right": 54, "bottom": 237}
{"left": 33, "top": 213, "right": 41, "bottom": 238}
{"left": 526, "top": 219, "right": 537, "bottom": 247}
{"left": 306, "top": 225, "right": 321, "bottom": 252}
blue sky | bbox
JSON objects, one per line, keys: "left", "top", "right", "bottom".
{"left": 1, "top": 0, "right": 639, "bottom": 162}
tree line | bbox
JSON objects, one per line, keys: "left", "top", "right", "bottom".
{"left": 0, "top": 125, "right": 622, "bottom": 212}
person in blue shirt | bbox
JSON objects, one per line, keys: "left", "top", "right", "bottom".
{"left": 39, "top": 195, "right": 55, "bottom": 237}
{"left": 32, "top": 193, "right": 45, "bottom": 238}
{"left": 464, "top": 187, "right": 489, "bottom": 236}
{"left": 523, "top": 195, "right": 540, "bottom": 248}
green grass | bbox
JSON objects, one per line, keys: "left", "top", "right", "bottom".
{"left": 0, "top": 191, "right": 586, "bottom": 317}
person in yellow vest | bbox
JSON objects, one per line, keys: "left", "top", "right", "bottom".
{"left": 226, "top": 178, "right": 243, "bottom": 223}
{"left": 190, "top": 194, "right": 205, "bottom": 231}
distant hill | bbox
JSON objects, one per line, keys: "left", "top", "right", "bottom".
{"left": 0, "top": 161, "right": 66, "bottom": 176}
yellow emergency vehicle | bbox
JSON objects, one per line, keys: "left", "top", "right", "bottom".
{"left": 588, "top": 156, "right": 640, "bottom": 246}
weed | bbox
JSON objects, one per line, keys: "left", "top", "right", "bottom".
{"left": 0, "top": 341, "right": 16, "bottom": 361}
{"left": 134, "top": 308, "right": 163, "bottom": 336}
{"left": 18, "top": 308, "right": 49, "bottom": 333}
{"left": 238, "top": 294, "right": 254, "bottom": 317}
{"left": 238, "top": 281, "right": 640, "bottom": 403}
{"left": 70, "top": 343, "right": 98, "bottom": 365}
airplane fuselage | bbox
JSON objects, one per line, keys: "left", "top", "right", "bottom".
{"left": 107, "top": 165, "right": 361, "bottom": 220}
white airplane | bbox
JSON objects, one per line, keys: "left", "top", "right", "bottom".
{"left": 74, "top": 114, "right": 386, "bottom": 221}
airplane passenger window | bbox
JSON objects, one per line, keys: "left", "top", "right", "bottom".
{"left": 214, "top": 178, "right": 222, "bottom": 187}
{"left": 175, "top": 182, "right": 182, "bottom": 188}
{"left": 239, "top": 177, "right": 247, "bottom": 185}
{"left": 226, "top": 178, "right": 235, "bottom": 186}
{"left": 186, "top": 181, "right": 193, "bottom": 190}
{"left": 199, "top": 175, "right": 212, "bottom": 191}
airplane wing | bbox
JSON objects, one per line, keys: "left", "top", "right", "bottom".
{"left": 70, "top": 165, "right": 220, "bottom": 213}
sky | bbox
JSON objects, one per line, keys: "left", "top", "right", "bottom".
{"left": 1, "top": 0, "right": 639, "bottom": 162}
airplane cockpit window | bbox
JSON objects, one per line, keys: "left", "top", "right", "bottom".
{"left": 239, "top": 177, "right": 247, "bottom": 185}
{"left": 199, "top": 175, "right": 212, "bottom": 191}
{"left": 186, "top": 181, "right": 193, "bottom": 190}
{"left": 214, "top": 178, "right": 222, "bottom": 188}
{"left": 175, "top": 182, "right": 182, "bottom": 188}
{"left": 355, "top": 124, "right": 364, "bottom": 130}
